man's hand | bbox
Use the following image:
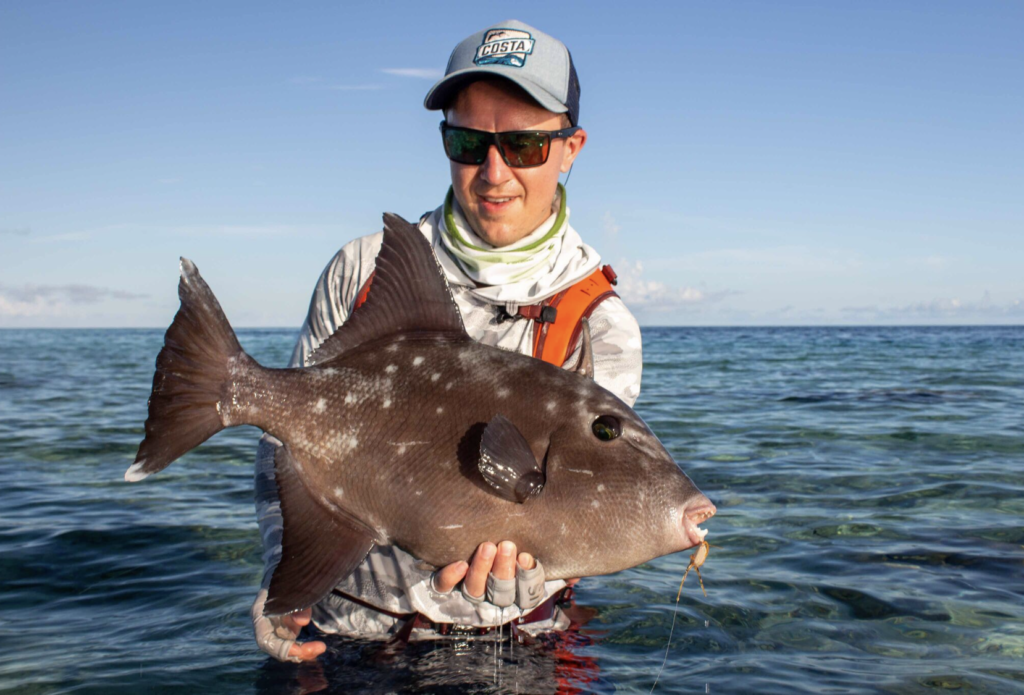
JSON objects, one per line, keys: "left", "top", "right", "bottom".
{"left": 432, "top": 541, "right": 580, "bottom": 602}
{"left": 433, "top": 540, "right": 529, "bottom": 596}
{"left": 251, "top": 588, "right": 327, "bottom": 663}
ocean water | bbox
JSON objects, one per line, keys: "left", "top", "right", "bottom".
{"left": 1, "top": 326, "right": 1022, "bottom": 694}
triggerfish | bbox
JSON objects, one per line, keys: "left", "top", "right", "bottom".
{"left": 124, "top": 214, "right": 716, "bottom": 615}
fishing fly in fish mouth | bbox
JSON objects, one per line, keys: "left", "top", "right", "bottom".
{"left": 124, "top": 19, "right": 716, "bottom": 664}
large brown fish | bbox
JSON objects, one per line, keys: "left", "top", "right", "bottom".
{"left": 125, "top": 214, "right": 716, "bottom": 615}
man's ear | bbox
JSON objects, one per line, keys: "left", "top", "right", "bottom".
{"left": 560, "top": 128, "right": 587, "bottom": 173}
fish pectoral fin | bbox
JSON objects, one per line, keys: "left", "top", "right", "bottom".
{"left": 478, "top": 414, "right": 545, "bottom": 504}
{"left": 265, "top": 444, "right": 375, "bottom": 616}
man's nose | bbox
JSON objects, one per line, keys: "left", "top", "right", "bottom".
{"left": 479, "top": 144, "right": 512, "bottom": 186}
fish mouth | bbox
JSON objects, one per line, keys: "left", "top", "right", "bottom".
{"left": 682, "top": 499, "right": 717, "bottom": 548}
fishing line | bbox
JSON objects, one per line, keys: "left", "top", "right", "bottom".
{"left": 649, "top": 570, "right": 688, "bottom": 693}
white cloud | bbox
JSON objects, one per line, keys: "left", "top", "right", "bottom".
{"left": 613, "top": 259, "right": 734, "bottom": 312}
{"left": 0, "top": 227, "right": 31, "bottom": 236}
{"left": 381, "top": 68, "right": 444, "bottom": 79}
{"left": 841, "top": 292, "right": 1024, "bottom": 321}
{"left": 0, "top": 283, "right": 147, "bottom": 317}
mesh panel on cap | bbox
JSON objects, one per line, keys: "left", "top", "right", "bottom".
{"left": 565, "top": 50, "right": 581, "bottom": 126}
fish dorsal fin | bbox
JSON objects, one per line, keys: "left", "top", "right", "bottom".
{"left": 478, "top": 415, "right": 545, "bottom": 503}
{"left": 308, "top": 213, "right": 468, "bottom": 366}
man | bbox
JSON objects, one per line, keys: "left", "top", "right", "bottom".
{"left": 251, "top": 19, "right": 643, "bottom": 662}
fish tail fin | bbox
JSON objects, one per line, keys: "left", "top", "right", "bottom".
{"left": 125, "top": 258, "right": 244, "bottom": 482}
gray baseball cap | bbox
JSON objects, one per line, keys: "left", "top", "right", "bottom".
{"left": 424, "top": 19, "right": 581, "bottom": 126}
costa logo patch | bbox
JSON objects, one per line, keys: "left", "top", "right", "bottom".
{"left": 473, "top": 28, "right": 535, "bottom": 68}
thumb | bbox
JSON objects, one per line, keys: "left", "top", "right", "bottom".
{"left": 288, "top": 640, "right": 327, "bottom": 661}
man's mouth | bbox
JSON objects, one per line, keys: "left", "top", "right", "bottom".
{"left": 477, "top": 194, "right": 518, "bottom": 212}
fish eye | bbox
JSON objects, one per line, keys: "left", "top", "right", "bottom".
{"left": 592, "top": 415, "right": 621, "bottom": 442}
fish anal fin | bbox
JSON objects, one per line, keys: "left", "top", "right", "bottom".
{"left": 478, "top": 415, "right": 545, "bottom": 504}
{"left": 308, "top": 214, "right": 468, "bottom": 365}
{"left": 265, "top": 445, "right": 375, "bottom": 616}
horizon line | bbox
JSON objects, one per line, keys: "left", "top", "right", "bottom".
{"left": 2, "top": 323, "right": 1022, "bottom": 331}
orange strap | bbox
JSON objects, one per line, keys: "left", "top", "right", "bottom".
{"left": 532, "top": 266, "right": 618, "bottom": 366}
{"left": 354, "top": 265, "right": 619, "bottom": 369}
{"left": 353, "top": 271, "right": 375, "bottom": 311}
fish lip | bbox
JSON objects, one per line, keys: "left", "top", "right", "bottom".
{"left": 682, "top": 501, "right": 716, "bottom": 548}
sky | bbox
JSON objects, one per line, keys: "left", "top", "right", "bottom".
{"left": 1, "top": 1, "right": 1022, "bottom": 327}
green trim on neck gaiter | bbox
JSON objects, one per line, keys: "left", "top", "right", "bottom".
{"left": 443, "top": 183, "right": 567, "bottom": 252}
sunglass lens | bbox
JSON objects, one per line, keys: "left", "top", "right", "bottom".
{"left": 501, "top": 133, "right": 549, "bottom": 167}
{"left": 444, "top": 128, "right": 488, "bottom": 164}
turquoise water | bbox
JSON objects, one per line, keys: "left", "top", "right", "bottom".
{"left": 1, "top": 326, "right": 1022, "bottom": 694}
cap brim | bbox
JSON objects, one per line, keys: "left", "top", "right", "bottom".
{"left": 423, "top": 67, "right": 567, "bottom": 116}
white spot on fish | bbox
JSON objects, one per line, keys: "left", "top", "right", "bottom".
{"left": 383, "top": 398, "right": 392, "bottom": 408}
{"left": 567, "top": 468, "right": 594, "bottom": 476}
{"left": 386, "top": 343, "right": 399, "bottom": 353}
{"left": 413, "top": 356, "right": 425, "bottom": 367}
{"left": 337, "top": 431, "right": 359, "bottom": 455}
{"left": 386, "top": 364, "right": 397, "bottom": 374}
{"left": 436, "top": 406, "right": 444, "bottom": 415}
{"left": 314, "top": 398, "right": 327, "bottom": 413}
{"left": 334, "top": 487, "right": 344, "bottom": 497}
{"left": 439, "top": 524, "right": 463, "bottom": 530}
{"left": 415, "top": 490, "right": 423, "bottom": 496}
{"left": 496, "top": 388, "right": 509, "bottom": 399}
{"left": 446, "top": 382, "right": 453, "bottom": 391}
{"left": 323, "top": 368, "right": 337, "bottom": 377}
{"left": 345, "top": 392, "right": 357, "bottom": 406}
{"left": 546, "top": 401, "right": 556, "bottom": 412}
{"left": 597, "top": 484, "right": 606, "bottom": 493}
{"left": 431, "top": 373, "right": 440, "bottom": 382}
{"left": 397, "top": 444, "right": 407, "bottom": 455}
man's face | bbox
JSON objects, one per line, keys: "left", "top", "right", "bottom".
{"left": 446, "top": 80, "right": 587, "bottom": 248}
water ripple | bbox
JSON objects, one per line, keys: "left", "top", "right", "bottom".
{"left": 1, "top": 326, "right": 1023, "bottom": 693}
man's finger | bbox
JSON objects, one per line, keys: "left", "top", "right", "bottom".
{"left": 492, "top": 541, "right": 517, "bottom": 580}
{"left": 282, "top": 607, "right": 312, "bottom": 634}
{"left": 464, "top": 542, "right": 496, "bottom": 598}
{"left": 433, "top": 560, "right": 469, "bottom": 593}
{"left": 288, "top": 640, "right": 327, "bottom": 661}
{"left": 517, "top": 552, "right": 535, "bottom": 570}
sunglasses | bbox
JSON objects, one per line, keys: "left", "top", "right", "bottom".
{"left": 440, "top": 121, "right": 581, "bottom": 168}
